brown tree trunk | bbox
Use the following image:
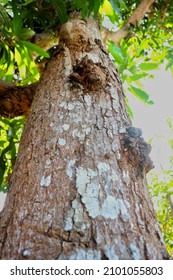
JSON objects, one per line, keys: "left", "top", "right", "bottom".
{"left": 0, "top": 81, "right": 37, "bottom": 118}
{"left": 0, "top": 17, "right": 169, "bottom": 260}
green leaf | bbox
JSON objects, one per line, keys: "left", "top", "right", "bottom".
{"left": 11, "top": 3, "right": 23, "bottom": 36}
{"left": 109, "top": 0, "right": 122, "bottom": 17}
{"left": 93, "top": 0, "right": 104, "bottom": 16}
{"left": 80, "top": 1, "right": 89, "bottom": 18}
{"left": 165, "top": 48, "right": 173, "bottom": 71}
{"left": 129, "top": 85, "right": 154, "bottom": 105}
{"left": 49, "top": 0, "right": 68, "bottom": 23}
{"left": 21, "top": 0, "right": 35, "bottom": 6}
{"left": 0, "top": 46, "right": 9, "bottom": 65}
{"left": 166, "top": 59, "right": 173, "bottom": 71}
{"left": 130, "top": 73, "right": 149, "bottom": 81}
{"left": 0, "top": 3, "right": 11, "bottom": 29}
{"left": 119, "top": 0, "right": 127, "bottom": 9}
{"left": 109, "top": 0, "right": 127, "bottom": 17}
{"left": 14, "top": 46, "right": 26, "bottom": 78}
{"left": 89, "top": 0, "right": 103, "bottom": 16}
{"left": 11, "top": 144, "right": 17, "bottom": 159}
{"left": 18, "top": 41, "right": 50, "bottom": 58}
{"left": 108, "top": 41, "right": 124, "bottom": 64}
{"left": 15, "top": 43, "right": 40, "bottom": 82}
{"left": 139, "top": 62, "right": 159, "bottom": 71}
{"left": 128, "top": 65, "right": 138, "bottom": 74}
{"left": 127, "top": 105, "right": 134, "bottom": 119}
{"left": 99, "top": 0, "right": 114, "bottom": 16}
{"left": 17, "top": 28, "right": 35, "bottom": 40}
{"left": 0, "top": 182, "right": 9, "bottom": 193}
{"left": 73, "top": 0, "right": 102, "bottom": 18}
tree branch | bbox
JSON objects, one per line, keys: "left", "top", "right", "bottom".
{"left": 0, "top": 31, "right": 59, "bottom": 119}
{"left": 159, "top": 0, "right": 170, "bottom": 22}
{"left": 30, "top": 30, "right": 59, "bottom": 52}
{"left": 0, "top": 80, "right": 38, "bottom": 118}
{"left": 102, "top": 0, "right": 155, "bottom": 44}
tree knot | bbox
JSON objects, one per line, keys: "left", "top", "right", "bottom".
{"left": 69, "top": 56, "right": 107, "bottom": 91}
{"left": 121, "top": 126, "right": 154, "bottom": 176}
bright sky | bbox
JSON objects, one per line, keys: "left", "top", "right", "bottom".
{"left": 127, "top": 65, "right": 173, "bottom": 172}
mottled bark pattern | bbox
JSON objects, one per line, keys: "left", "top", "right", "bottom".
{"left": 0, "top": 18, "right": 169, "bottom": 259}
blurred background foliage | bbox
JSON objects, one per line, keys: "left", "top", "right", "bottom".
{"left": 0, "top": 0, "right": 173, "bottom": 255}
{"left": 148, "top": 118, "right": 173, "bottom": 257}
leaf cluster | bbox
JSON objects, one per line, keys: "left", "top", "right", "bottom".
{"left": 100, "top": 0, "right": 173, "bottom": 116}
{"left": 0, "top": 117, "right": 24, "bottom": 192}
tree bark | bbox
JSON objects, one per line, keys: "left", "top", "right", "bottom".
{"left": 0, "top": 81, "right": 37, "bottom": 118}
{"left": 0, "top": 17, "right": 169, "bottom": 260}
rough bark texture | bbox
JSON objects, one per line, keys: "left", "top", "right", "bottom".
{"left": 0, "top": 81, "right": 37, "bottom": 118}
{"left": 0, "top": 17, "right": 169, "bottom": 260}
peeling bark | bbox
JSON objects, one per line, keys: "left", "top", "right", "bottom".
{"left": 0, "top": 17, "right": 169, "bottom": 260}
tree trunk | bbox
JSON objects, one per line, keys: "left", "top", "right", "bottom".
{"left": 0, "top": 17, "right": 169, "bottom": 260}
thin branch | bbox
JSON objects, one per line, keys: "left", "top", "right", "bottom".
{"left": 0, "top": 32, "right": 57, "bottom": 119}
{"left": 159, "top": 0, "right": 170, "bottom": 22}
{"left": 102, "top": 0, "right": 155, "bottom": 44}
{"left": 30, "top": 30, "right": 59, "bottom": 52}
{"left": 0, "top": 31, "right": 59, "bottom": 119}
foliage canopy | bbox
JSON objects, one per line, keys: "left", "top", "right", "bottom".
{"left": 148, "top": 118, "right": 173, "bottom": 257}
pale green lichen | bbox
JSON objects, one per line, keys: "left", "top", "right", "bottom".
{"left": 58, "top": 138, "right": 66, "bottom": 146}
{"left": 76, "top": 166, "right": 130, "bottom": 219}
{"left": 59, "top": 248, "right": 101, "bottom": 260}
{"left": 66, "top": 160, "right": 76, "bottom": 180}
{"left": 62, "top": 124, "right": 70, "bottom": 131}
{"left": 64, "top": 209, "right": 74, "bottom": 231}
{"left": 104, "top": 244, "right": 119, "bottom": 260}
{"left": 130, "top": 243, "right": 141, "bottom": 260}
{"left": 40, "top": 175, "right": 52, "bottom": 187}
{"left": 97, "top": 162, "right": 110, "bottom": 175}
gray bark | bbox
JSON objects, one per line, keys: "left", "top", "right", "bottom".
{"left": 0, "top": 17, "right": 169, "bottom": 260}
